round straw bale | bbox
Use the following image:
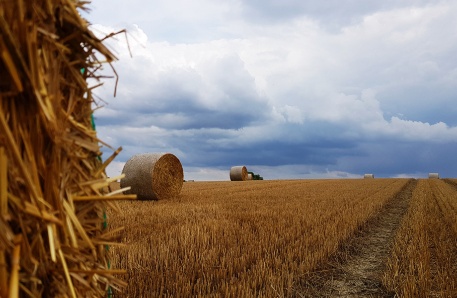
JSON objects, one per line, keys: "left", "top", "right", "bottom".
{"left": 247, "top": 173, "right": 253, "bottom": 180}
{"left": 230, "top": 166, "right": 248, "bottom": 181}
{"left": 121, "top": 153, "right": 184, "bottom": 200}
{"left": 428, "top": 172, "right": 439, "bottom": 179}
{"left": 109, "top": 181, "right": 120, "bottom": 192}
{"left": 364, "top": 174, "right": 374, "bottom": 179}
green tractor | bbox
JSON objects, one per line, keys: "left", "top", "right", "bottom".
{"left": 248, "top": 171, "right": 263, "bottom": 180}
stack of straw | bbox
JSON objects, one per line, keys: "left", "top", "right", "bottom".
{"left": 0, "top": 0, "right": 135, "bottom": 296}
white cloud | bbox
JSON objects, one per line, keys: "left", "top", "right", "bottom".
{"left": 385, "top": 117, "right": 457, "bottom": 142}
{"left": 277, "top": 105, "right": 305, "bottom": 124}
{"left": 183, "top": 167, "right": 229, "bottom": 181}
{"left": 104, "top": 161, "right": 125, "bottom": 179}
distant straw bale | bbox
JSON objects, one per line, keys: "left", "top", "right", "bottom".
{"left": 428, "top": 173, "right": 440, "bottom": 179}
{"left": 230, "top": 166, "right": 248, "bottom": 181}
{"left": 121, "top": 153, "right": 184, "bottom": 200}
{"left": 364, "top": 174, "right": 375, "bottom": 179}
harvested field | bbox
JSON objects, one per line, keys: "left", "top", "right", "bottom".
{"left": 106, "top": 178, "right": 457, "bottom": 297}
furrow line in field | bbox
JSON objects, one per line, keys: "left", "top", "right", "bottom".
{"left": 298, "top": 179, "right": 416, "bottom": 297}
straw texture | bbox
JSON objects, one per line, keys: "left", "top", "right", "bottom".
{"left": 230, "top": 166, "right": 248, "bottom": 181}
{"left": 121, "top": 153, "right": 184, "bottom": 200}
{"left": 0, "top": 0, "right": 132, "bottom": 296}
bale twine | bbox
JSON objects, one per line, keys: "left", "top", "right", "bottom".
{"left": 121, "top": 153, "right": 184, "bottom": 200}
{"left": 230, "top": 166, "right": 248, "bottom": 181}
{"left": 364, "top": 174, "right": 375, "bottom": 179}
{"left": 428, "top": 173, "right": 440, "bottom": 179}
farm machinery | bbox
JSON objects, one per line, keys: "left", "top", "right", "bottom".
{"left": 248, "top": 171, "right": 263, "bottom": 180}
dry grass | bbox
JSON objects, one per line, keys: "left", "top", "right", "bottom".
{"left": 107, "top": 179, "right": 410, "bottom": 297}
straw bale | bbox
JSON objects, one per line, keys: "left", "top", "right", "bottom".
{"left": 247, "top": 173, "right": 253, "bottom": 180}
{"left": 364, "top": 174, "right": 375, "bottom": 179}
{"left": 428, "top": 173, "right": 439, "bottom": 179}
{"left": 110, "top": 181, "right": 121, "bottom": 192}
{"left": 0, "top": 0, "right": 130, "bottom": 296}
{"left": 230, "top": 166, "right": 248, "bottom": 181}
{"left": 121, "top": 153, "right": 184, "bottom": 200}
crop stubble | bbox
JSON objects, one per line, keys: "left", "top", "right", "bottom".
{"left": 384, "top": 179, "right": 457, "bottom": 297}
{"left": 107, "top": 179, "right": 428, "bottom": 297}
{"left": 300, "top": 179, "right": 417, "bottom": 297}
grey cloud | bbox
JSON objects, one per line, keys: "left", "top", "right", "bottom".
{"left": 379, "top": 87, "right": 457, "bottom": 126}
{"left": 241, "top": 0, "right": 444, "bottom": 30}
{"left": 94, "top": 52, "right": 270, "bottom": 130}
{"left": 177, "top": 122, "right": 360, "bottom": 168}
{"left": 97, "top": 109, "right": 263, "bottom": 130}
{"left": 337, "top": 140, "right": 457, "bottom": 177}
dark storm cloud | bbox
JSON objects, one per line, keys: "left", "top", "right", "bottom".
{"left": 337, "top": 140, "right": 457, "bottom": 178}
{"left": 97, "top": 109, "right": 264, "bottom": 130}
{"left": 211, "top": 140, "right": 359, "bottom": 167}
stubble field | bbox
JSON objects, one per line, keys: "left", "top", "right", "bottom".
{"left": 107, "top": 178, "right": 457, "bottom": 297}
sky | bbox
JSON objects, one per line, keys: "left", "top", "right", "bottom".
{"left": 83, "top": 0, "right": 457, "bottom": 181}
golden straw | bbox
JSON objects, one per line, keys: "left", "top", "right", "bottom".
{"left": 0, "top": 147, "right": 7, "bottom": 217}
{"left": 8, "top": 235, "right": 22, "bottom": 298}
{"left": 72, "top": 194, "right": 137, "bottom": 201}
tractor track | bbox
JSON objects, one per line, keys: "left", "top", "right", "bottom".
{"left": 297, "top": 179, "right": 417, "bottom": 298}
